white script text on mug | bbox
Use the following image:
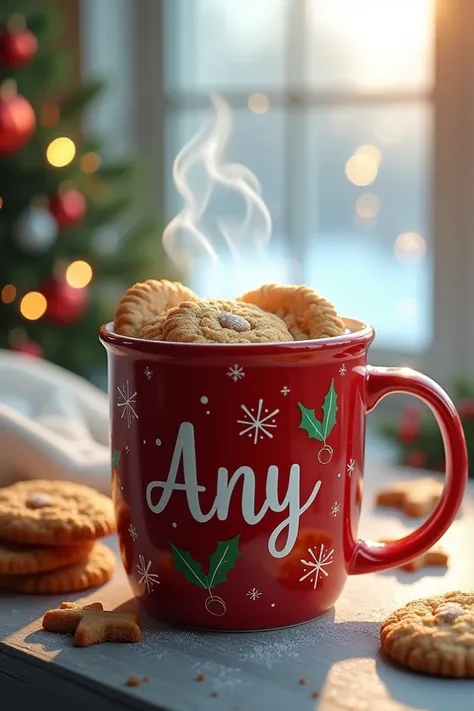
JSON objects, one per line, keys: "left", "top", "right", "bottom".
{"left": 146, "top": 422, "right": 322, "bottom": 558}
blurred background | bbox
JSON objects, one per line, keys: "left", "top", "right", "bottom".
{"left": 0, "top": 0, "right": 471, "bottom": 388}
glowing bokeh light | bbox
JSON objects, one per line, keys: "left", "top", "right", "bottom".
{"left": 46, "top": 137, "right": 76, "bottom": 168}
{"left": 20, "top": 292, "right": 47, "bottom": 320}
{"left": 65, "top": 260, "right": 93, "bottom": 289}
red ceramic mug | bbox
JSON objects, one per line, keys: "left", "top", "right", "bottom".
{"left": 100, "top": 318, "right": 467, "bottom": 631}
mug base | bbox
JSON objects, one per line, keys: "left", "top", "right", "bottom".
{"left": 140, "top": 606, "right": 335, "bottom": 633}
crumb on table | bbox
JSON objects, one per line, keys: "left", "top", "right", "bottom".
{"left": 298, "top": 677, "right": 307, "bottom": 685}
{"left": 210, "top": 690, "right": 219, "bottom": 697}
{"left": 126, "top": 676, "right": 141, "bottom": 687}
{"left": 311, "top": 690, "right": 320, "bottom": 698}
{"left": 195, "top": 673, "right": 206, "bottom": 681}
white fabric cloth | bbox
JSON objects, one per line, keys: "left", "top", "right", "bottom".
{"left": 0, "top": 350, "right": 111, "bottom": 494}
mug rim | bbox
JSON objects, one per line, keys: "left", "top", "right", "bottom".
{"left": 99, "top": 316, "right": 375, "bottom": 356}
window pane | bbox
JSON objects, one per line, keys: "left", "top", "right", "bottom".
{"left": 164, "top": 106, "right": 294, "bottom": 295}
{"left": 305, "top": 0, "right": 434, "bottom": 90}
{"left": 304, "top": 104, "right": 433, "bottom": 352}
{"left": 164, "top": 0, "right": 290, "bottom": 92}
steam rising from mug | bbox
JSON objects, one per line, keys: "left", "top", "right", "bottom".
{"left": 162, "top": 94, "right": 272, "bottom": 270}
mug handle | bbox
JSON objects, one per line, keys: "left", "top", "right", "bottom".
{"left": 348, "top": 365, "right": 468, "bottom": 575}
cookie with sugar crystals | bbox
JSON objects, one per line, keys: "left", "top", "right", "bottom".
{"left": 381, "top": 592, "right": 474, "bottom": 677}
{"left": 0, "top": 480, "right": 116, "bottom": 546}
{"left": 0, "top": 540, "right": 93, "bottom": 575}
{"left": 114, "top": 279, "right": 199, "bottom": 337}
{"left": 140, "top": 298, "right": 294, "bottom": 344}
{"left": 237, "top": 284, "right": 345, "bottom": 340}
{"left": 0, "top": 542, "right": 115, "bottom": 594}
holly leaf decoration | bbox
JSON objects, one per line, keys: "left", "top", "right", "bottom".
{"left": 297, "top": 403, "right": 324, "bottom": 442}
{"left": 112, "top": 449, "right": 121, "bottom": 468}
{"left": 207, "top": 535, "right": 241, "bottom": 589}
{"left": 322, "top": 379, "right": 338, "bottom": 439}
{"left": 170, "top": 542, "right": 207, "bottom": 589}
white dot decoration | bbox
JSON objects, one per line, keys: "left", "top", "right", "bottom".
{"left": 172, "top": 522, "right": 177, "bottom": 528}
{"left": 206, "top": 410, "right": 210, "bottom": 415}
{"left": 271, "top": 603, "right": 276, "bottom": 608}
{"left": 155, "top": 439, "right": 162, "bottom": 446}
{"left": 143, "top": 440, "right": 146, "bottom": 444}
{"left": 200, "top": 396, "right": 208, "bottom": 404}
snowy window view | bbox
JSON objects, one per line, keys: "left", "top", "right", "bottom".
{"left": 163, "top": 0, "right": 434, "bottom": 353}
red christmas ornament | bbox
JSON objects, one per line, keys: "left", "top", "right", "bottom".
{"left": 459, "top": 398, "right": 474, "bottom": 421}
{"left": 11, "top": 339, "right": 43, "bottom": 358}
{"left": 398, "top": 406, "right": 421, "bottom": 444}
{"left": 41, "top": 276, "right": 89, "bottom": 324}
{"left": 0, "top": 80, "right": 35, "bottom": 154}
{"left": 49, "top": 187, "right": 86, "bottom": 229}
{"left": 0, "top": 16, "right": 38, "bottom": 69}
{"left": 405, "top": 450, "right": 427, "bottom": 469}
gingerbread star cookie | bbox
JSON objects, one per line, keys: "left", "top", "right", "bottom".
{"left": 0, "top": 480, "right": 116, "bottom": 545}
{"left": 381, "top": 592, "right": 474, "bottom": 677}
{"left": 43, "top": 601, "right": 104, "bottom": 632}
{"left": 140, "top": 298, "right": 294, "bottom": 344}
{"left": 0, "top": 542, "right": 115, "bottom": 594}
{"left": 114, "top": 279, "right": 199, "bottom": 337}
{"left": 42, "top": 601, "right": 141, "bottom": 646}
{"left": 237, "top": 283, "right": 345, "bottom": 340}
{"left": 379, "top": 539, "right": 448, "bottom": 572}
{"left": 375, "top": 477, "right": 443, "bottom": 517}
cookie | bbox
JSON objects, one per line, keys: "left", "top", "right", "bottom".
{"left": 237, "top": 284, "right": 345, "bottom": 340}
{"left": 140, "top": 298, "right": 294, "bottom": 344}
{"left": 114, "top": 279, "right": 199, "bottom": 337}
{"left": 380, "top": 592, "right": 474, "bottom": 677}
{"left": 375, "top": 477, "right": 443, "bottom": 517}
{"left": 0, "top": 480, "right": 116, "bottom": 545}
{"left": 43, "top": 601, "right": 104, "bottom": 632}
{"left": 74, "top": 608, "right": 141, "bottom": 647}
{"left": 0, "top": 541, "right": 115, "bottom": 593}
{"left": 0, "top": 541, "right": 93, "bottom": 575}
{"left": 379, "top": 539, "right": 448, "bottom": 572}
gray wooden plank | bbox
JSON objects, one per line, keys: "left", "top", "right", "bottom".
{"left": 1, "top": 462, "right": 474, "bottom": 711}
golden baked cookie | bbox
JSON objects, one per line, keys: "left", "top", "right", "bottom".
{"left": 0, "top": 541, "right": 93, "bottom": 575}
{"left": 0, "top": 480, "right": 116, "bottom": 546}
{"left": 237, "top": 284, "right": 345, "bottom": 340}
{"left": 140, "top": 298, "right": 294, "bottom": 344}
{"left": 379, "top": 539, "right": 448, "bottom": 572}
{"left": 375, "top": 477, "right": 443, "bottom": 517}
{"left": 114, "top": 279, "right": 199, "bottom": 337}
{"left": 0, "top": 541, "right": 115, "bottom": 594}
{"left": 381, "top": 592, "right": 474, "bottom": 677}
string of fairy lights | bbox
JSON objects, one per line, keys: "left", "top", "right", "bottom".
{"left": 1, "top": 131, "right": 101, "bottom": 322}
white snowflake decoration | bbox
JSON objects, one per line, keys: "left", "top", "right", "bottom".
{"left": 137, "top": 554, "right": 160, "bottom": 592}
{"left": 347, "top": 459, "right": 355, "bottom": 477}
{"left": 238, "top": 399, "right": 279, "bottom": 444}
{"left": 128, "top": 524, "right": 138, "bottom": 541}
{"left": 281, "top": 386, "right": 290, "bottom": 396}
{"left": 339, "top": 363, "right": 347, "bottom": 376}
{"left": 227, "top": 364, "right": 245, "bottom": 382}
{"left": 247, "top": 588, "right": 262, "bottom": 601}
{"left": 144, "top": 367, "right": 153, "bottom": 380}
{"left": 299, "top": 544, "right": 334, "bottom": 589}
{"left": 116, "top": 381, "right": 138, "bottom": 428}
{"left": 330, "top": 501, "right": 341, "bottom": 517}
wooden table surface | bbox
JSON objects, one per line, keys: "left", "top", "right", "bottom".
{"left": 1, "top": 461, "right": 473, "bottom": 711}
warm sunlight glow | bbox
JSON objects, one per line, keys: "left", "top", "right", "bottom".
{"left": 20, "top": 292, "right": 47, "bottom": 320}
{"left": 46, "top": 137, "right": 76, "bottom": 168}
{"left": 248, "top": 93, "right": 270, "bottom": 114}
{"left": 65, "top": 260, "right": 93, "bottom": 289}
{"left": 394, "top": 232, "right": 427, "bottom": 264}
{"left": 356, "top": 193, "right": 381, "bottom": 219}
{"left": 309, "top": 0, "right": 433, "bottom": 88}
{"left": 355, "top": 144, "right": 382, "bottom": 166}
{"left": 345, "top": 154, "right": 378, "bottom": 187}
{"left": 1, "top": 284, "right": 16, "bottom": 304}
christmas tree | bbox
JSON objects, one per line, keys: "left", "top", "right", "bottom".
{"left": 0, "top": 1, "right": 165, "bottom": 379}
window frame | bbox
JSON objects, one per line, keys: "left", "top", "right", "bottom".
{"left": 82, "top": 0, "right": 471, "bottom": 389}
